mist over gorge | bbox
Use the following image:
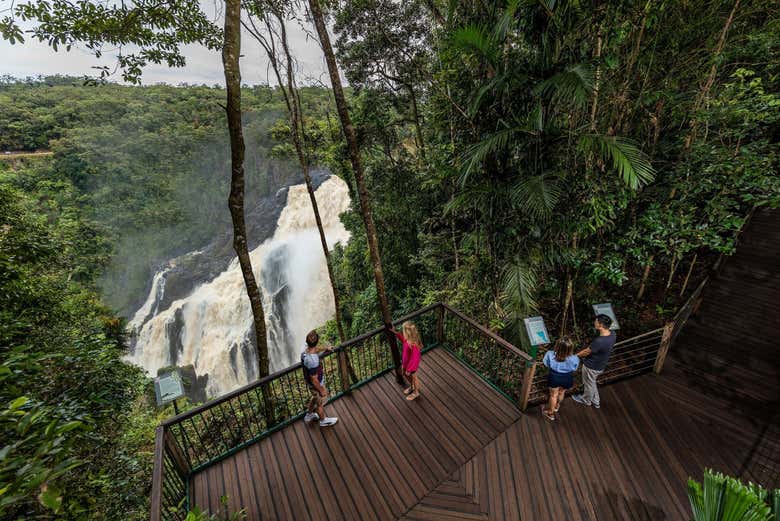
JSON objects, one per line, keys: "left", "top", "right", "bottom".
{"left": 126, "top": 174, "right": 351, "bottom": 397}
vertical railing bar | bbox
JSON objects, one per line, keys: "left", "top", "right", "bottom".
{"left": 235, "top": 392, "right": 257, "bottom": 440}
{"left": 226, "top": 398, "right": 245, "bottom": 443}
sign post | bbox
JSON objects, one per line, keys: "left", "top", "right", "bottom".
{"left": 154, "top": 370, "right": 185, "bottom": 414}
{"left": 592, "top": 303, "right": 620, "bottom": 330}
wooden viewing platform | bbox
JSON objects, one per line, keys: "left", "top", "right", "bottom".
{"left": 186, "top": 348, "right": 777, "bottom": 521}
{"left": 151, "top": 208, "right": 780, "bottom": 521}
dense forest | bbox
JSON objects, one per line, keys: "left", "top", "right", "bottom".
{"left": 1, "top": 0, "right": 779, "bottom": 518}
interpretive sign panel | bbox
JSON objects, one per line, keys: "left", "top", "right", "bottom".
{"left": 524, "top": 316, "right": 551, "bottom": 346}
{"left": 592, "top": 302, "right": 620, "bottom": 330}
{"left": 154, "top": 370, "right": 184, "bottom": 406}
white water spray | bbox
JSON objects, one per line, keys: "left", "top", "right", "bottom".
{"left": 126, "top": 176, "right": 351, "bottom": 397}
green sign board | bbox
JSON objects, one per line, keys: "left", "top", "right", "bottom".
{"left": 592, "top": 302, "right": 620, "bottom": 330}
{"left": 524, "top": 316, "right": 551, "bottom": 346}
{"left": 154, "top": 371, "right": 184, "bottom": 406}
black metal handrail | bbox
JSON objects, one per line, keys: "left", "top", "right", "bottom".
{"left": 439, "top": 304, "right": 533, "bottom": 404}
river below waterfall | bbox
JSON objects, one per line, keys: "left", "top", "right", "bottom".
{"left": 125, "top": 175, "right": 351, "bottom": 397}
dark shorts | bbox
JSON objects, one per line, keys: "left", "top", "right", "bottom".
{"left": 548, "top": 370, "right": 574, "bottom": 389}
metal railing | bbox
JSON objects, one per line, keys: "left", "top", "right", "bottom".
{"left": 527, "top": 327, "right": 666, "bottom": 406}
{"left": 150, "top": 303, "right": 443, "bottom": 521}
{"left": 439, "top": 304, "right": 534, "bottom": 404}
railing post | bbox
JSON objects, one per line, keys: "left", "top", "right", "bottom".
{"left": 519, "top": 361, "right": 537, "bottom": 411}
{"left": 653, "top": 322, "right": 675, "bottom": 374}
{"left": 436, "top": 304, "right": 445, "bottom": 347}
{"left": 150, "top": 426, "right": 165, "bottom": 521}
{"left": 338, "top": 348, "right": 351, "bottom": 393}
{"left": 164, "top": 428, "right": 191, "bottom": 477}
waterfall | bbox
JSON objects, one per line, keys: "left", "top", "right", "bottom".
{"left": 126, "top": 176, "right": 351, "bottom": 397}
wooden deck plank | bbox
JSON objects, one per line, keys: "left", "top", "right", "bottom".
{"left": 246, "top": 443, "right": 279, "bottom": 521}
{"left": 334, "top": 392, "right": 418, "bottom": 509}
{"left": 325, "top": 398, "right": 397, "bottom": 519}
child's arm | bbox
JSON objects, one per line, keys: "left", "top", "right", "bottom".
{"left": 314, "top": 345, "right": 334, "bottom": 356}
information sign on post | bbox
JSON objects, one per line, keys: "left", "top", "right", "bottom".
{"left": 592, "top": 303, "right": 620, "bottom": 330}
{"left": 154, "top": 370, "right": 184, "bottom": 407}
{"left": 524, "top": 316, "right": 551, "bottom": 346}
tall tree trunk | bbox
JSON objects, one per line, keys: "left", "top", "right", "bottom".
{"left": 636, "top": 256, "right": 653, "bottom": 301}
{"left": 560, "top": 234, "right": 578, "bottom": 333}
{"left": 223, "top": 0, "right": 269, "bottom": 378}
{"left": 244, "top": 11, "right": 347, "bottom": 344}
{"left": 278, "top": 15, "right": 347, "bottom": 344}
{"left": 307, "top": 0, "right": 402, "bottom": 381}
{"left": 680, "top": 253, "right": 698, "bottom": 297}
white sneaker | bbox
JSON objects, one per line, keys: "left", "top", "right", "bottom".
{"left": 304, "top": 412, "right": 320, "bottom": 423}
{"left": 319, "top": 417, "right": 338, "bottom": 427}
{"left": 572, "top": 394, "right": 591, "bottom": 406}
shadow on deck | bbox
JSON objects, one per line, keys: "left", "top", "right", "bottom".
{"left": 188, "top": 346, "right": 778, "bottom": 520}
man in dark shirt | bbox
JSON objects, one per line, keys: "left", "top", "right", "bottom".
{"left": 572, "top": 314, "right": 616, "bottom": 408}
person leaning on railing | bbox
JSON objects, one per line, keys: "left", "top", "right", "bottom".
{"left": 572, "top": 314, "right": 616, "bottom": 409}
{"left": 301, "top": 330, "right": 339, "bottom": 427}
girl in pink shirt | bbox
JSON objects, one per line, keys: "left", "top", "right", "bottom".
{"left": 392, "top": 321, "right": 423, "bottom": 401}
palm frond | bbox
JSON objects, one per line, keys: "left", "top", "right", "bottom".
{"left": 468, "top": 74, "right": 509, "bottom": 117}
{"left": 492, "top": 0, "right": 522, "bottom": 43}
{"left": 578, "top": 134, "right": 655, "bottom": 189}
{"left": 458, "top": 127, "right": 515, "bottom": 185}
{"left": 451, "top": 24, "right": 498, "bottom": 65}
{"left": 534, "top": 63, "right": 594, "bottom": 110}
{"left": 511, "top": 175, "right": 561, "bottom": 220}
{"left": 501, "top": 259, "right": 539, "bottom": 317}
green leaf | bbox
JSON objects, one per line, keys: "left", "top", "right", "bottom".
{"left": 9, "top": 396, "right": 28, "bottom": 411}
{"left": 38, "top": 485, "right": 62, "bottom": 513}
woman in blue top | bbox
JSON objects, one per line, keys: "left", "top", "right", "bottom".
{"left": 542, "top": 336, "right": 579, "bottom": 421}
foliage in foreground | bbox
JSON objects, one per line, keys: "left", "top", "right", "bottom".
{"left": 687, "top": 469, "right": 780, "bottom": 521}
{"left": 0, "top": 164, "right": 163, "bottom": 519}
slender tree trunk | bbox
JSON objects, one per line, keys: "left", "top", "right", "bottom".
{"left": 407, "top": 84, "right": 426, "bottom": 161}
{"left": 665, "top": 255, "right": 680, "bottom": 292}
{"left": 277, "top": 16, "right": 347, "bottom": 344}
{"left": 307, "top": 0, "right": 402, "bottom": 381}
{"left": 637, "top": 256, "right": 653, "bottom": 301}
{"left": 680, "top": 253, "right": 698, "bottom": 297}
{"left": 560, "top": 235, "right": 578, "bottom": 333}
{"left": 683, "top": 0, "right": 741, "bottom": 151}
{"left": 589, "top": 26, "right": 604, "bottom": 132}
{"left": 223, "top": 0, "right": 269, "bottom": 378}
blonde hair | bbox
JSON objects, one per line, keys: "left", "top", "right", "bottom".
{"left": 402, "top": 321, "right": 423, "bottom": 349}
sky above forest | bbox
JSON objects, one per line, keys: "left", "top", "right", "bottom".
{"left": 0, "top": 7, "right": 329, "bottom": 86}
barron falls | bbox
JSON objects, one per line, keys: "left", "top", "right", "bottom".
{"left": 126, "top": 174, "right": 351, "bottom": 397}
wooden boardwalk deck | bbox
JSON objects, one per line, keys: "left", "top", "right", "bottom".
{"left": 189, "top": 347, "right": 522, "bottom": 520}
{"left": 188, "top": 346, "right": 778, "bottom": 520}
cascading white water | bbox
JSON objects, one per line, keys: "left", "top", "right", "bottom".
{"left": 126, "top": 176, "right": 351, "bottom": 397}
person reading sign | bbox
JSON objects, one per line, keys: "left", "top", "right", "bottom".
{"left": 572, "top": 314, "right": 616, "bottom": 409}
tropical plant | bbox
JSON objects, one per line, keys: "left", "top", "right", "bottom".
{"left": 687, "top": 469, "right": 778, "bottom": 521}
